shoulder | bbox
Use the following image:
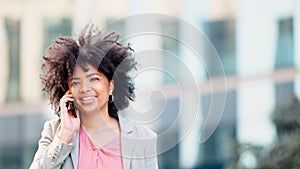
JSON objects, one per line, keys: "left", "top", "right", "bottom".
{"left": 44, "top": 118, "right": 61, "bottom": 128}
{"left": 133, "top": 123, "right": 157, "bottom": 138}
{"left": 42, "top": 118, "right": 62, "bottom": 136}
{"left": 119, "top": 116, "right": 157, "bottom": 139}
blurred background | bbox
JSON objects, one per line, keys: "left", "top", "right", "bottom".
{"left": 1, "top": 0, "right": 300, "bottom": 169}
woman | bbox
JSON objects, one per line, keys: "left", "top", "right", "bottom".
{"left": 30, "top": 24, "right": 158, "bottom": 169}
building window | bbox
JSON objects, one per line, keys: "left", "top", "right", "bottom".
{"left": 5, "top": 18, "right": 21, "bottom": 103}
{"left": 198, "top": 90, "right": 236, "bottom": 169}
{"left": 105, "top": 18, "right": 125, "bottom": 36}
{"left": 275, "top": 81, "right": 294, "bottom": 106}
{"left": 156, "top": 98, "right": 180, "bottom": 169}
{"left": 202, "top": 20, "right": 236, "bottom": 77}
{"left": 160, "top": 20, "right": 179, "bottom": 84}
{"left": 275, "top": 17, "right": 294, "bottom": 69}
{"left": 43, "top": 18, "right": 72, "bottom": 51}
{"left": 0, "top": 113, "right": 46, "bottom": 169}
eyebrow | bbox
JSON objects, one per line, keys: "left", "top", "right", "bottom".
{"left": 87, "top": 73, "right": 100, "bottom": 78}
{"left": 70, "top": 73, "right": 100, "bottom": 81}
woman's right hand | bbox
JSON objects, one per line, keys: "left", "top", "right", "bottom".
{"left": 57, "top": 90, "right": 80, "bottom": 144}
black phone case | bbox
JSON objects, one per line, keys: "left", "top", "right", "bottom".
{"left": 67, "top": 101, "right": 77, "bottom": 118}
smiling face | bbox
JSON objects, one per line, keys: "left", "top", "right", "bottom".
{"left": 69, "top": 64, "right": 114, "bottom": 116}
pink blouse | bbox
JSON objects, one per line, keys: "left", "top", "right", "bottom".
{"left": 78, "top": 126, "right": 123, "bottom": 169}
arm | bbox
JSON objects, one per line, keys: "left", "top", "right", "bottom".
{"left": 29, "top": 120, "right": 73, "bottom": 169}
{"left": 29, "top": 91, "right": 80, "bottom": 169}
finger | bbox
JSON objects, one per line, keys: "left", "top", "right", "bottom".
{"left": 75, "top": 109, "right": 80, "bottom": 118}
{"left": 64, "top": 95, "right": 73, "bottom": 101}
{"left": 60, "top": 93, "right": 73, "bottom": 101}
{"left": 63, "top": 90, "right": 73, "bottom": 98}
{"left": 60, "top": 97, "right": 74, "bottom": 108}
{"left": 64, "top": 93, "right": 73, "bottom": 98}
{"left": 60, "top": 96, "right": 74, "bottom": 103}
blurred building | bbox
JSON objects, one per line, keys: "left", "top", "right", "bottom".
{"left": 0, "top": 0, "right": 299, "bottom": 169}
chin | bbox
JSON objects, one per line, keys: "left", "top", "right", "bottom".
{"left": 79, "top": 106, "right": 99, "bottom": 114}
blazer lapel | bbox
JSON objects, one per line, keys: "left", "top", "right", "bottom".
{"left": 119, "top": 115, "right": 135, "bottom": 169}
{"left": 67, "top": 115, "right": 135, "bottom": 169}
{"left": 70, "top": 131, "right": 79, "bottom": 169}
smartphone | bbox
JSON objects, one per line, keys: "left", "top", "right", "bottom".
{"left": 67, "top": 101, "right": 77, "bottom": 118}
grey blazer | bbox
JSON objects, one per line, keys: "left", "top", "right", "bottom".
{"left": 29, "top": 115, "right": 158, "bottom": 169}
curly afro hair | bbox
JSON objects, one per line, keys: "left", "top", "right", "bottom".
{"left": 41, "top": 24, "right": 137, "bottom": 120}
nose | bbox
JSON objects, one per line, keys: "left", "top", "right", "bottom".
{"left": 79, "top": 79, "right": 91, "bottom": 93}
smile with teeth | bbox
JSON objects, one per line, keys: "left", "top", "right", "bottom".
{"left": 80, "top": 96, "right": 96, "bottom": 103}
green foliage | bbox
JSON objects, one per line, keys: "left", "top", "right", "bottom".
{"left": 258, "top": 131, "right": 300, "bottom": 169}
{"left": 272, "top": 96, "right": 300, "bottom": 136}
{"left": 227, "top": 95, "right": 300, "bottom": 169}
{"left": 258, "top": 95, "right": 300, "bottom": 169}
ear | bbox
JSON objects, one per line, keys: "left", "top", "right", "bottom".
{"left": 109, "top": 80, "right": 114, "bottom": 95}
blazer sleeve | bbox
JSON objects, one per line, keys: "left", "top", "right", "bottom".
{"left": 29, "top": 120, "right": 73, "bottom": 169}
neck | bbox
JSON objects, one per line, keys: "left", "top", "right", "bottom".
{"left": 80, "top": 110, "right": 120, "bottom": 148}
{"left": 80, "top": 110, "right": 119, "bottom": 133}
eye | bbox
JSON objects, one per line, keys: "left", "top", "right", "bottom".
{"left": 90, "top": 77, "right": 99, "bottom": 82}
{"left": 71, "top": 81, "right": 80, "bottom": 86}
